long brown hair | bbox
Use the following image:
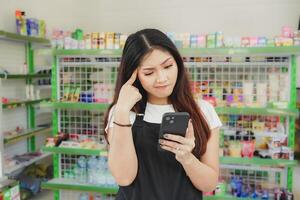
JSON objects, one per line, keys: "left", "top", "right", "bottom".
{"left": 104, "top": 29, "right": 211, "bottom": 158}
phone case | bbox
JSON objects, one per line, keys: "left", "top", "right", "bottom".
{"left": 158, "top": 112, "right": 190, "bottom": 151}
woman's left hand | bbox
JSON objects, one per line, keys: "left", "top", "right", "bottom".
{"left": 159, "top": 120, "right": 196, "bottom": 165}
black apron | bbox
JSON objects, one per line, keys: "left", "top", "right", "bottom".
{"left": 116, "top": 113, "right": 203, "bottom": 200}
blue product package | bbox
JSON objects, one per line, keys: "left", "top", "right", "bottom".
{"left": 80, "top": 92, "right": 94, "bottom": 103}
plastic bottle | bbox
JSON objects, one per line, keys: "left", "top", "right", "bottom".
{"left": 75, "top": 156, "right": 87, "bottom": 183}
{"left": 87, "top": 156, "right": 98, "bottom": 184}
{"left": 97, "top": 156, "right": 106, "bottom": 185}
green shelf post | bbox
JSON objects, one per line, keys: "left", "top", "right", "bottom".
{"left": 52, "top": 54, "right": 60, "bottom": 200}
{"left": 287, "top": 54, "right": 298, "bottom": 191}
{"left": 25, "top": 42, "right": 36, "bottom": 152}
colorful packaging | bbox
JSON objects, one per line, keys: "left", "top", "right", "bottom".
{"left": 257, "top": 37, "right": 267, "bottom": 47}
{"left": 281, "top": 26, "right": 293, "bottom": 38}
{"left": 78, "top": 40, "right": 85, "bottom": 49}
{"left": 241, "top": 140, "right": 255, "bottom": 158}
{"left": 241, "top": 37, "right": 250, "bottom": 47}
{"left": 182, "top": 33, "right": 190, "bottom": 48}
{"left": 267, "top": 38, "right": 275, "bottom": 47}
{"left": 64, "top": 37, "right": 72, "bottom": 49}
{"left": 84, "top": 34, "right": 92, "bottom": 49}
{"left": 174, "top": 33, "right": 183, "bottom": 48}
{"left": 114, "top": 33, "right": 121, "bottom": 49}
{"left": 294, "top": 31, "right": 300, "bottom": 46}
{"left": 249, "top": 37, "right": 258, "bottom": 47}
{"left": 228, "top": 141, "right": 242, "bottom": 157}
{"left": 15, "top": 10, "right": 27, "bottom": 35}
{"left": 91, "top": 32, "right": 99, "bottom": 49}
{"left": 120, "top": 34, "right": 128, "bottom": 49}
{"left": 274, "top": 36, "right": 284, "bottom": 47}
{"left": 282, "top": 38, "right": 293, "bottom": 46}
{"left": 197, "top": 34, "right": 206, "bottom": 48}
{"left": 256, "top": 83, "right": 267, "bottom": 107}
{"left": 224, "top": 37, "right": 234, "bottom": 48}
{"left": 243, "top": 82, "right": 254, "bottom": 106}
{"left": 206, "top": 33, "right": 216, "bottom": 48}
{"left": 190, "top": 34, "right": 198, "bottom": 48}
{"left": 106, "top": 32, "right": 115, "bottom": 49}
{"left": 99, "top": 32, "right": 106, "bottom": 49}
{"left": 216, "top": 32, "right": 224, "bottom": 47}
{"left": 39, "top": 20, "right": 46, "bottom": 38}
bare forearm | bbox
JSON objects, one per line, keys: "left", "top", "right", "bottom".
{"left": 182, "top": 155, "right": 218, "bottom": 192}
{"left": 108, "top": 108, "right": 138, "bottom": 185}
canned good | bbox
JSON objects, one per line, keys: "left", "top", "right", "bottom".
{"left": 241, "top": 37, "right": 250, "bottom": 47}
{"left": 190, "top": 34, "right": 197, "bottom": 48}
{"left": 99, "top": 32, "right": 106, "bottom": 49}
{"left": 215, "top": 32, "right": 224, "bottom": 48}
{"left": 197, "top": 34, "right": 206, "bottom": 48}
{"left": 114, "top": 33, "right": 121, "bottom": 49}
{"left": 84, "top": 34, "right": 92, "bottom": 49}
{"left": 206, "top": 33, "right": 216, "bottom": 48}
{"left": 106, "top": 32, "right": 115, "bottom": 49}
{"left": 91, "top": 32, "right": 99, "bottom": 49}
{"left": 120, "top": 34, "right": 128, "bottom": 49}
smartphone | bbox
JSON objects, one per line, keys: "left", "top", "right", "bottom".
{"left": 158, "top": 112, "right": 190, "bottom": 150}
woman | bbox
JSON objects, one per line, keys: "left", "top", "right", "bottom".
{"left": 104, "top": 29, "right": 222, "bottom": 200}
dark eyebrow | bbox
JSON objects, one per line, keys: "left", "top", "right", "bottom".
{"left": 141, "top": 57, "right": 172, "bottom": 70}
{"left": 160, "top": 57, "right": 172, "bottom": 65}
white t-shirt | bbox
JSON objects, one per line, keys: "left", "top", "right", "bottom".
{"left": 105, "top": 100, "right": 222, "bottom": 133}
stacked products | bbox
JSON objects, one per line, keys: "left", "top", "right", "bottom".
{"left": 15, "top": 10, "right": 46, "bottom": 38}
{"left": 50, "top": 27, "right": 300, "bottom": 50}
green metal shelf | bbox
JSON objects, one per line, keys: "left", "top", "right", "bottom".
{"left": 0, "top": 179, "right": 19, "bottom": 192}
{"left": 42, "top": 178, "right": 118, "bottom": 194}
{"left": 4, "top": 127, "right": 52, "bottom": 145}
{"left": 220, "top": 156, "right": 297, "bottom": 167}
{"left": 0, "top": 30, "right": 50, "bottom": 44}
{"left": 40, "top": 101, "right": 110, "bottom": 111}
{"left": 2, "top": 98, "right": 51, "bottom": 109}
{"left": 215, "top": 106, "right": 299, "bottom": 117}
{"left": 0, "top": 73, "right": 51, "bottom": 79}
{"left": 54, "top": 49, "right": 122, "bottom": 56}
{"left": 42, "top": 147, "right": 108, "bottom": 156}
{"left": 180, "top": 46, "right": 300, "bottom": 56}
{"left": 204, "top": 195, "right": 253, "bottom": 200}
{"left": 4, "top": 152, "right": 52, "bottom": 175}
{"left": 52, "top": 46, "right": 300, "bottom": 56}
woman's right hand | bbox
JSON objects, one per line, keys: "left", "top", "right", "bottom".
{"left": 116, "top": 69, "right": 142, "bottom": 113}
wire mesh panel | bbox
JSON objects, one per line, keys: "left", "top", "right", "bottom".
{"left": 59, "top": 109, "right": 105, "bottom": 143}
{"left": 185, "top": 56, "right": 290, "bottom": 107}
{"left": 58, "top": 56, "right": 119, "bottom": 103}
{"left": 59, "top": 154, "right": 117, "bottom": 187}
{"left": 220, "top": 115, "right": 293, "bottom": 159}
{"left": 219, "top": 114, "right": 292, "bottom": 160}
{"left": 60, "top": 190, "right": 116, "bottom": 200}
{"left": 217, "top": 167, "right": 284, "bottom": 199}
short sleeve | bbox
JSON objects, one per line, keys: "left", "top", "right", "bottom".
{"left": 104, "top": 105, "right": 136, "bottom": 134}
{"left": 198, "top": 100, "right": 222, "bottom": 130}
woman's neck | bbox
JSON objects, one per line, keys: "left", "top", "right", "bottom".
{"left": 147, "top": 97, "right": 170, "bottom": 105}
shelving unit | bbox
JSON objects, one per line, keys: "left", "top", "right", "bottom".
{"left": 42, "top": 46, "right": 299, "bottom": 199}
{"left": 184, "top": 47, "right": 299, "bottom": 199}
{"left": 0, "top": 30, "right": 52, "bottom": 195}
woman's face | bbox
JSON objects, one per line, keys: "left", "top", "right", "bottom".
{"left": 138, "top": 49, "right": 178, "bottom": 104}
